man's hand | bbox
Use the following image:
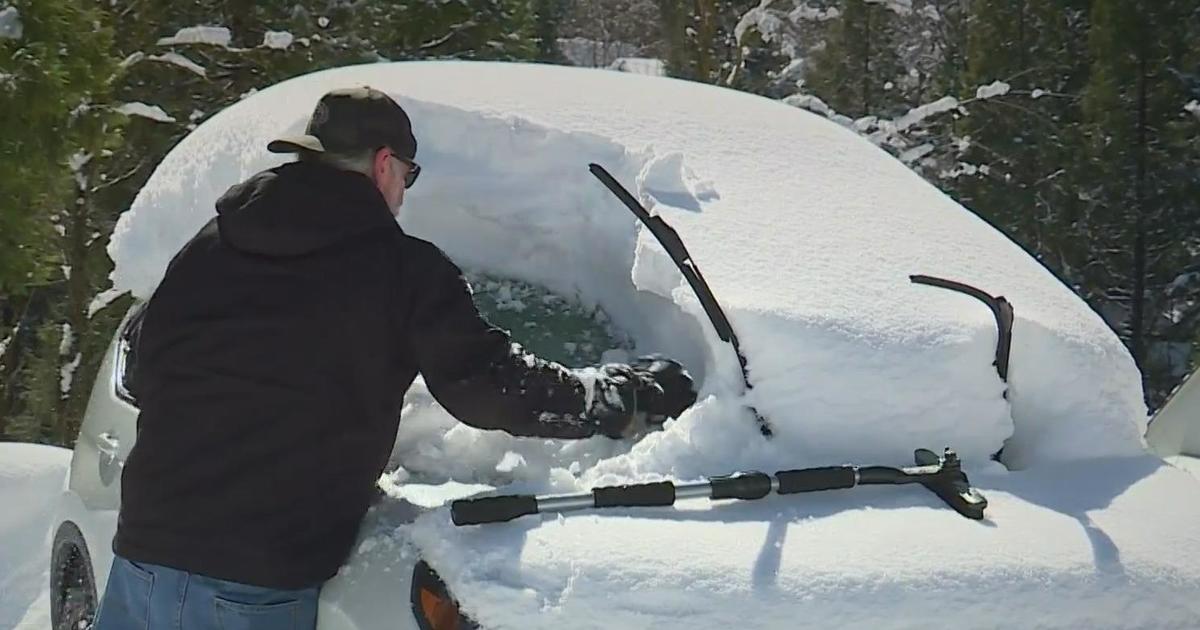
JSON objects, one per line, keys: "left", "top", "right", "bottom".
{"left": 593, "top": 355, "right": 698, "bottom": 439}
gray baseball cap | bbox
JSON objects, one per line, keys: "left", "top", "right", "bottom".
{"left": 267, "top": 87, "right": 418, "bottom": 161}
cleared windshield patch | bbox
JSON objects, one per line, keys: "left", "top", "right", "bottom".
{"left": 465, "top": 270, "right": 632, "bottom": 367}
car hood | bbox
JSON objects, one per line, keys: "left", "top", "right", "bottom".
{"left": 379, "top": 456, "right": 1200, "bottom": 630}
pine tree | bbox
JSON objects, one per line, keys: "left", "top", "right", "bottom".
{"left": 0, "top": 0, "right": 119, "bottom": 442}
{"left": 2, "top": 0, "right": 548, "bottom": 444}
{"left": 658, "top": 0, "right": 757, "bottom": 83}
{"left": 953, "top": 1, "right": 1091, "bottom": 273}
{"left": 806, "top": 0, "right": 908, "bottom": 118}
{"left": 533, "top": 0, "right": 568, "bottom": 63}
{"left": 1080, "top": 0, "right": 1200, "bottom": 403}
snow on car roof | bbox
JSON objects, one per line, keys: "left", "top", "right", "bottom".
{"left": 103, "top": 61, "right": 1200, "bottom": 628}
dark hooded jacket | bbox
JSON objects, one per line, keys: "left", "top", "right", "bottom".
{"left": 113, "top": 161, "right": 621, "bottom": 589}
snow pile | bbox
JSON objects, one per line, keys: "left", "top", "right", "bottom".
{"left": 156, "top": 25, "right": 232, "bottom": 47}
{"left": 0, "top": 443, "right": 71, "bottom": 629}
{"left": 262, "top": 30, "right": 294, "bottom": 50}
{"left": 114, "top": 101, "right": 176, "bottom": 123}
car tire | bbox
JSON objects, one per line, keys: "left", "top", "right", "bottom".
{"left": 50, "top": 522, "right": 98, "bottom": 630}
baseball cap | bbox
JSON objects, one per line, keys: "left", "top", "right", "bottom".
{"left": 267, "top": 86, "right": 418, "bottom": 161}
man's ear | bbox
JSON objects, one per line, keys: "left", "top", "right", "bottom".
{"left": 371, "top": 148, "right": 391, "bottom": 181}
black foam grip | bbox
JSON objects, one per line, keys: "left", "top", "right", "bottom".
{"left": 710, "top": 471, "right": 772, "bottom": 500}
{"left": 775, "top": 467, "right": 856, "bottom": 494}
{"left": 451, "top": 495, "right": 539, "bottom": 526}
{"left": 593, "top": 481, "right": 676, "bottom": 508}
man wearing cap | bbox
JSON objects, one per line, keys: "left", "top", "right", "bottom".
{"left": 92, "top": 87, "right": 697, "bottom": 629}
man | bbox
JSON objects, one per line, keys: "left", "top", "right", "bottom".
{"left": 92, "top": 87, "right": 696, "bottom": 629}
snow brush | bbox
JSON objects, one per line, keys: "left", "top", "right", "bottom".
{"left": 589, "top": 163, "right": 772, "bottom": 438}
{"left": 451, "top": 447, "right": 988, "bottom": 525}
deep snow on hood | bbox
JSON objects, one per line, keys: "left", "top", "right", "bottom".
{"left": 101, "top": 61, "right": 1174, "bottom": 628}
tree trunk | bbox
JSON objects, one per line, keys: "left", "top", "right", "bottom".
{"left": 1130, "top": 43, "right": 1149, "bottom": 395}
{"left": 862, "top": 2, "right": 872, "bottom": 116}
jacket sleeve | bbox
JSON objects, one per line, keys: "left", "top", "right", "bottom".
{"left": 404, "top": 244, "right": 625, "bottom": 439}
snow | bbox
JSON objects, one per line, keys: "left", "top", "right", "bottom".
{"left": 0, "top": 5, "right": 22, "bottom": 40}
{"left": 0, "top": 325, "right": 15, "bottom": 357}
{"left": 68, "top": 151, "right": 91, "bottom": 191}
{"left": 558, "top": 37, "right": 640, "bottom": 69}
{"left": 114, "top": 101, "right": 176, "bottom": 123}
{"left": 1186, "top": 100, "right": 1200, "bottom": 119}
{"left": 58, "top": 323, "right": 73, "bottom": 356}
{"left": 1032, "top": 88, "right": 1047, "bottom": 99}
{"left": 408, "top": 456, "right": 1200, "bottom": 629}
{"left": 975, "top": 80, "right": 1011, "bottom": 100}
{"left": 148, "top": 52, "right": 207, "bottom": 77}
{"left": 890, "top": 95, "right": 959, "bottom": 132}
{"left": 60, "top": 352, "right": 81, "bottom": 396}
{"left": 865, "top": 0, "right": 913, "bottom": 15}
{"left": 0, "top": 443, "right": 71, "bottom": 630}
{"left": 156, "top": 25, "right": 232, "bottom": 47}
{"left": 262, "top": 30, "right": 294, "bottom": 50}
{"left": 98, "top": 61, "right": 1174, "bottom": 627}
{"left": 609, "top": 57, "right": 665, "bottom": 77}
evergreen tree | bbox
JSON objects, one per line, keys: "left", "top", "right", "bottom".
{"left": 1080, "top": 0, "right": 1200, "bottom": 403}
{"left": 954, "top": 1, "right": 1091, "bottom": 274}
{"left": 2, "top": 0, "right": 547, "bottom": 445}
{"left": 533, "top": 0, "right": 568, "bottom": 63}
{"left": 0, "top": 0, "right": 119, "bottom": 441}
{"left": 658, "top": 0, "right": 757, "bottom": 83}
{"left": 806, "top": 0, "right": 908, "bottom": 118}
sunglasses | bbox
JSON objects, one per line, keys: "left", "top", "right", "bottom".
{"left": 388, "top": 152, "right": 421, "bottom": 189}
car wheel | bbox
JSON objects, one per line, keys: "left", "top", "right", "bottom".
{"left": 50, "top": 522, "right": 98, "bottom": 630}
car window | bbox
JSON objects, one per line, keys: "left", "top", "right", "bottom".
{"left": 115, "top": 302, "right": 147, "bottom": 406}
{"left": 465, "top": 269, "right": 630, "bottom": 367}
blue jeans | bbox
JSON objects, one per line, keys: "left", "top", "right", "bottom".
{"left": 92, "top": 556, "right": 320, "bottom": 630}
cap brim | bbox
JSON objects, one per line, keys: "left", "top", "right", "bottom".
{"left": 267, "top": 135, "right": 326, "bottom": 154}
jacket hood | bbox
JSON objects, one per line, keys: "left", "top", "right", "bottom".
{"left": 215, "top": 161, "right": 397, "bottom": 257}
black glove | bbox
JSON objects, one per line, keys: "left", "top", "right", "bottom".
{"left": 593, "top": 354, "right": 698, "bottom": 439}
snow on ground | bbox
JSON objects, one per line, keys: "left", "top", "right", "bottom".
{"left": 99, "top": 61, "right": 1179, "bottom": 627}
{"left": 0, "top": 443, "right": 71, "bottom": 630}
{"left": 609, "top": 57, "right": 666, "bottom": 77}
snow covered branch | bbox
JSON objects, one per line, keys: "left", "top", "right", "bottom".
{"left": 113, "top": 102, "right": 177, "bottom": 124}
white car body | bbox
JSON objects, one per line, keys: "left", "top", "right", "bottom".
{"left": 52, "top": 61, "right": 1200, "bottom": 629}
{"left": 1147, "top": 370, "right": 1200, "bottom": 476}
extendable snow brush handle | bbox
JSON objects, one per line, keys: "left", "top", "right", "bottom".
{"left": 450, "top": 448, "right": 988, "bottom": 525}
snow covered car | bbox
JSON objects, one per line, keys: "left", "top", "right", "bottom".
{"left": 51, "top": 61, "right": 1200, "bottom": 630}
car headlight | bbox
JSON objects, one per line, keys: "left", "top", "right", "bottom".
{"left": 411, "top": 560, "right": 478, "bottom": 630}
